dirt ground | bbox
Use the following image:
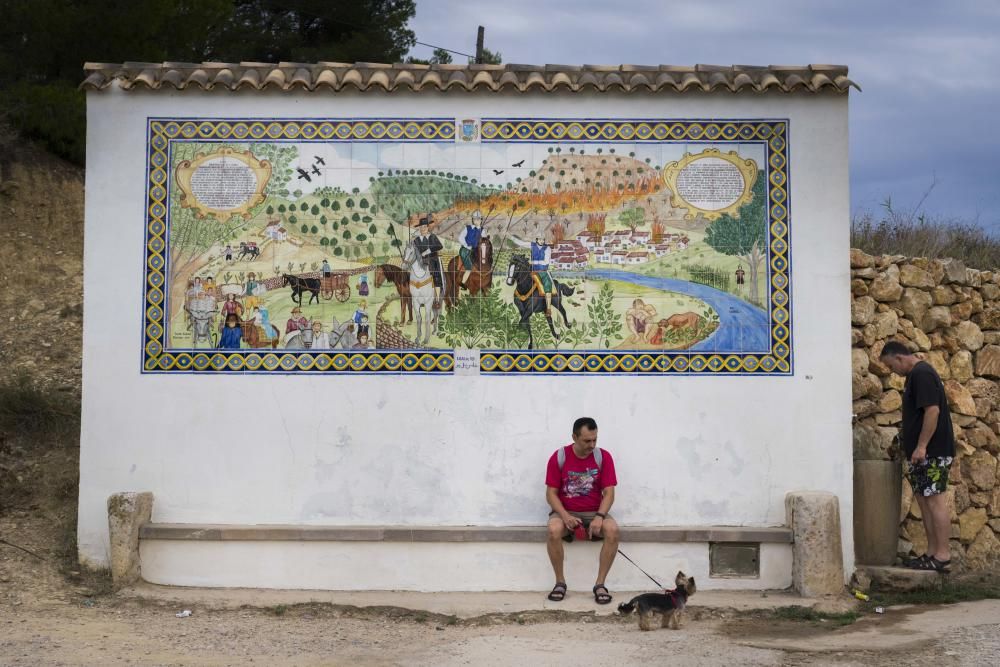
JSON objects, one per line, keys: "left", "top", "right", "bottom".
{"left": 3, "top": 508, "right": 1000, "bottom": 667}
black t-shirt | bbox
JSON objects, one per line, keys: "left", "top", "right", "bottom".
{"left": 902, "top": 361, "right": 955, "bottom": 458}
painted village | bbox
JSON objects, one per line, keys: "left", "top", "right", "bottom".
{"left": 168, "top": 137, "right": 770, "bottom": 354}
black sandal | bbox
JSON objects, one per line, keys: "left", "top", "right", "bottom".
{"left": 912, "top": 556, "right": 951, "bottom": 573}
{"left": 547, "top": 582, "right": 567, "bottom": 601}
{"left": 593, "top": 584, "right": 612, "bottom": 605}
{"left": 903, "top": 554, "right": 930, "bottom": 568}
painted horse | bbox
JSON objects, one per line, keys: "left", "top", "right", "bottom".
{"left": 237, "top": 241, "right": 260, "bottom": 261}
{"left": 505, "top": 254, "right": 574, "bottom": 350}
{"left": 282, "top": 273, "right": 321, "bottom": 306}
{"left": 402, "top": 240, "right": 440, "bottom": 346}
{"left": 375, "top": 263, "right": 413, "bottom": 324}
{"left": 445, "top": 235, "right": 493, "bottom": 309}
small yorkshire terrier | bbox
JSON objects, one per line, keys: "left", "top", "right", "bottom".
{"left": 617, "top": 571, "right": 697, "bottom": 631}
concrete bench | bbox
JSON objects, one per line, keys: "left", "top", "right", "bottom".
{"left": 133, "top": 522, "right": 794, "bottom": 592}
{"left": 139, "top": 523, "right": 793, "bottom": 544}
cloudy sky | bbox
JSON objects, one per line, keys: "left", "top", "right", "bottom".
{"left": 407, "top": 0, "right": 1000, "bottom": 230}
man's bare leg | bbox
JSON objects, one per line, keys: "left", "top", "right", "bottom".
{"left": 595, "top": 517, "right": 620, "bottom": 586}
{"left": 547, "top": 516, "right": 568, "bottom": 584}
{"left": 922, "top": 493, "right": 953, "bottom": 561}
{"left": 914, "top": 494, "right": 935, "bottom": 557}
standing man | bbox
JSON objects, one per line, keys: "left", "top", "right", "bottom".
{"left": 545, "top": 417, "right": 619, "bottom": 604}
{"left": 879, "top": 341, "right": 955, "bottom": 573}
{"left": 413, "top": 214, "right": 444, "bottom": 307}
{"left": 458, "top": 210, "right": 483, "bottom": 290}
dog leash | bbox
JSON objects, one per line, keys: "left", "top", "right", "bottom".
{"left": 617, "top": 548, "right": 664, "bottom": 589}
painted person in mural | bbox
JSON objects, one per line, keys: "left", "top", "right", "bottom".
{"left": 218, "top": 313, "right": 242, "bottom": 349}
{"left": 458, "top": 210, "right": 483, "bottom": 290}
{"left": 413, "top": 214, "right": 445, "bottom": 306}
{"left": 879, "top": 341, "right": 956, "bottom": 574}
{"left": 545, "top": 417, "right": 619, "bottom": 605}
{"left": 512, "top": 232, "right": 555, "bottom": 314}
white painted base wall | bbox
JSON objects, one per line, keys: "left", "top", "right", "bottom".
{"left": 140, "top": 541, "right": 792, "bottom": 591}
{"left": 81, "top": 87, "right": 853, "bottom": 588}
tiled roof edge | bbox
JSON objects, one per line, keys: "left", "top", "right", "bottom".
{"left": 80, "top": 62, "right": 860, "bottom": 93}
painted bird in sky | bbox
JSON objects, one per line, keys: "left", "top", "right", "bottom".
{"left": 314, "top": 156, "right": 326, "bottom": 165}
{"left": 296, "top": 168, "right": 311, "bottom": 182}
{"left": 493, "top": 169, "right": 504, "bottom": 175}
{"left": 311, "top": 165, "right": 321, "bottom": 176}
{"left": 511, "top": 160, "right": 525, "bottom": 167}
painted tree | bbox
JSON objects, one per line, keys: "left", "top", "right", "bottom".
{"left": 619, "top": 206, "right": 645, "bottom": 231}
{"left": 704, "top": 172, "right": 767, "bottom": 305}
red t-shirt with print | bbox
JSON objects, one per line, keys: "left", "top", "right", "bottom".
{"left": 545, "top": 445, "right": 617, "bottom": 512}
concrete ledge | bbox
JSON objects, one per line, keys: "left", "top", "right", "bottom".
{"left": 139, "top": 523, "right": 792, "bottom": 543}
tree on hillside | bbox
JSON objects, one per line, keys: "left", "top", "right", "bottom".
{"left": 704, "top": 173, "right": 767, "bottom": 305}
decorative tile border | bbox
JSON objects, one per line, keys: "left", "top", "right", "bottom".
{"left": 142, "top": 117, "right": 790, "bottom": 375}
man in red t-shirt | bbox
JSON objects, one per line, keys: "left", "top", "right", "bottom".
{"left": 544, "top": 417, "right": 619, "bottom": 604}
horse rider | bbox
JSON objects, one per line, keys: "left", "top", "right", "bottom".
{"left": 458, "top": 210, "right": 484, "bottom": 290}
{"left": 512, "top": 232, "right": 555, "bottom": 315}
{"left": 413, "top": 214, "right": 444, "bottom": 307}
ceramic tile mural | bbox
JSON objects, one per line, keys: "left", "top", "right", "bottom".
{"left": 142, "top": 118, "right": 791, "bottom": 374}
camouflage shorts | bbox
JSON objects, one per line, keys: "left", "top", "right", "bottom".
{"left": 906, "top": 456, "right": 953, "bottom": 497}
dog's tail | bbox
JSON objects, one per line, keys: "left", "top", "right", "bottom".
{"left": 617, "top": 597, "right": 639, "bottom": 614}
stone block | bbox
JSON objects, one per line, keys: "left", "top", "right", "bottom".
{"left": 107, "top": 491, "right": 154, "bottom": 589}
{"left": 949, "top": 350, "right": 974, "bottom": 383}
{"left": 853, "top": 565, "right": 942, "bottom": 592}
{"left": 965, "top": 449, "right": 998, "bottom": 491}
{"left": 944, "top": 380, "right": 977, "bottom": 416}
{"left": 932, "top": 285, "right": 959, "bottom": 305}
{"left": 850, "top": 248, "right": 875, "bottom": 269}
{"left": 966, "top": 526, "right": 1000, "bottom": 570}
{"left": 900, "top": 264, "right": 936, "bottom": 289}
{"left": 852, "top": 296, "right": 876, "bottom": 326}
{"left": 851, "top": 279, "right": 869, "bottom": 296}
{"left": 922, "top": 306, "right": 952, "bottom": 333}
{"left": 899, "top": 288, "right": 933, "bottom": 325}
{"left": 975, "top": 345, "right": 1000, "bottom": 378}
{"left": 959, "top": 507, "right": 988, "bottom": 543}
{"left": 974, "top": 308, "right": 1000, "bottom": 331}
{"left": 785, "top": 492, "right": 845, "bottom": 596}
{"left": 926, "top": 351, "right": 951, "bottom": 380}
{"left": 950, "top": 300, "right": 975, "bottom": 323}
{"left": 941, "top": 258, "right": 968, "bottom": 284}
{"left": 955, "top": 321, "right": 984, "bottom": 351}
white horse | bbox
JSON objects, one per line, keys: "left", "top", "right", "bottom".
{"left": 402, "top": 240, "right": 440, "bottom": 346}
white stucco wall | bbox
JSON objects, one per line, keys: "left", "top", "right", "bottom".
{"left": 80, "top": 87, "right": 852, "bottom": 587}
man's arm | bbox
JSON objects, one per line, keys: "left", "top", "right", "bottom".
{"left": 546, "top": 486, "right": 581, "bottom": 529}
{"left": 589, "top": 487, "right": 615, "bottom": 538}
{"left": 912, "top": 405, "right": 940, "bottom": 463}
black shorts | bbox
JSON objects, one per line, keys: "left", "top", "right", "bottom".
{"left": 906, "top": 456, "right": 953, "bottom": 496}
{"left": 549, "top": 511, "right": 610, "bottom": 542}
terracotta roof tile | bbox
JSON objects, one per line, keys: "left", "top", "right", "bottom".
{"left": 81, "top": 62, "right": 859, "bottom": 93}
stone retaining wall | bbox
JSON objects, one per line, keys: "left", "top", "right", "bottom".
{"left": 850, "top": 248, "right": 1000, "bottom": 571}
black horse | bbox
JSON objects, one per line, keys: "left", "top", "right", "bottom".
{"left": 505, "top": 255, "right": 574, "bottom": 349}
{"left": 282, "top": 273, "right": 321, "bottom": 305}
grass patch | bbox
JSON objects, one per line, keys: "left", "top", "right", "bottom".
{"left": 865, "top": 580, "right": 1000, "bottom": 608}
{"left": 772, "top": 606, "right": 860, "bottom": 627}
{"left": 271, "top": 604, "right": 288, "bottom": 616}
